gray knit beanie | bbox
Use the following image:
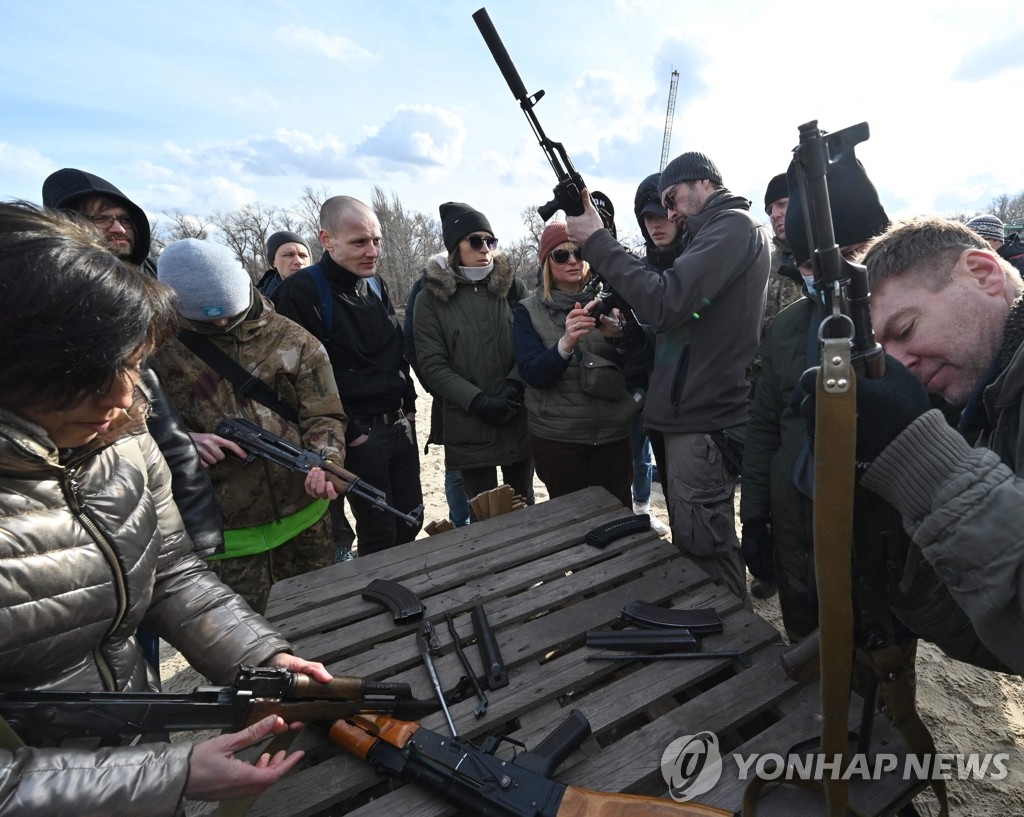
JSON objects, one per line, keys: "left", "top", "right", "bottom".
{"left": 965, "top": 214, "right": 1005, "bottom": 242}
{"left": 158, "top": 239, "right": 253, "bottom": 321}
{"left": 659, "top": 151, "right": 723, "bottom": 195}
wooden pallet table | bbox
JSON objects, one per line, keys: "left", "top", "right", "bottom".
{"left": 249, "top": 487, "right": 927, "bottom": 816}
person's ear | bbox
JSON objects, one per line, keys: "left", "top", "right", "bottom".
{"left": 962, "top": 248, "right": 1007, "bottom": 296}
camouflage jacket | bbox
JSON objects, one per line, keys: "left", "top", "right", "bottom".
{"left": 151, "top": 293, "right": 347, "bottom": 530}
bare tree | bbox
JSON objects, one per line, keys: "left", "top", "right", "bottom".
{"left": 989, "top": 192, "right": 1024, "bottom": 227}
{"left": 151, "top": 209, "right": 213, "bottom": 254}
{"left": 295, "top": 185, "right": 332, "bottom": 238}
{"left": 371, "top": 186, "right": 443, "bottom": 306}
{"left": 211, "top": 202, "right": 281, "bottom": 281}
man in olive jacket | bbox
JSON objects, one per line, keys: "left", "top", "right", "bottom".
{"left": 567, "top": 152, "right": 770, "bottom": 601}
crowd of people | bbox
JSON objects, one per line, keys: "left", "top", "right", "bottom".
{"left": 2, "top": 143, "right": 1023, "bottom": 814}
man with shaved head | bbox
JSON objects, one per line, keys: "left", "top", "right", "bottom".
{"left": 273, "top": 196, "right": 423, "bottom": 554}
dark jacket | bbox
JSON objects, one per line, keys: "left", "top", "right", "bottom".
{"left": 41, "top": 169, "right": 224, "bottom": 557}
{"left": 256, "top": 267, "right": 284, "bottom": 298}
{"left": 138, "top": 367, "right": 223, "bottom": 558}
{"left": 272, "top": 251, "right": 416, "bottom": 444}
{"left": 412, "top": 253, "right": 529, "bottom": 470}
{"left": 404, "top": 272, "right": 445, "bottom": 453}
{"left": 999, "top": 234, "right": 1024, "bottom": 274}
{"left": 583, "top": 189, "right": 770, "bottom": 433}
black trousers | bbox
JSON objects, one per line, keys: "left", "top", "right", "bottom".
{"left": 345, "top": 421, "right": 423, "bottom": 555}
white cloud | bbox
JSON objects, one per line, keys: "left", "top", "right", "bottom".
{"left": 0, "top": 143, "right": 54, "bottom": 196}
{"left": 358, "top": 105, "right": 466, "bottom": 171}
{"left": 275, "top": 24, "right": 379, "bottom": 63}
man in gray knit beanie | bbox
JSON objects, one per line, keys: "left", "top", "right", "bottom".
{"left": 151, "top": 237, "right": 349, "bottom": 613}
{"left": 565, "top": 152, "right": 770, "bottom": 604}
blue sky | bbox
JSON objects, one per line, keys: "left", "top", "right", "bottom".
{"left": 3, "top": 0, "right": 1024, "bottom": 245}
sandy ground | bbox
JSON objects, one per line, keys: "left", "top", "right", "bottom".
{"left": 163, "top": 385, "right": 1024, "bottom": 815}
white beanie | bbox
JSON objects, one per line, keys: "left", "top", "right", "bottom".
{"left": 158, "top": 239, "right": 252, "bottom": 321}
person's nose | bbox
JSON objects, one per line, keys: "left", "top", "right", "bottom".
{"left": 106, "top": 219, "right": 128, "bottom": 236}
{"left": 98, "top": 372, "right": 137, "bottom": 410}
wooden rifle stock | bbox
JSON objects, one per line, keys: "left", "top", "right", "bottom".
{"left": 331, "top": 713, "right": 731, "bottom": 817}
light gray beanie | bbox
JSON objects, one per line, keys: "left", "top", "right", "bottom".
{"left": 158, "top": 239, "right": 252, "bottom": 321}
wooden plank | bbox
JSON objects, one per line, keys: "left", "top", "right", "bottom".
{"left": 247, "top": 490, "right": 921, "bottom": 817}
{"left": 265, "top": 486, "right": 626, "bottom": 618}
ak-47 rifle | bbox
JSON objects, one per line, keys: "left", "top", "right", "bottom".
{"left": 792, "top": 120, "right": 884, "bottom": 378}
{"left": 473, "top": 7, "right": 586, "bottom": 220}
{"left": 783, "top": 123, "right": 948, "bottom": 817}
{"left": 214, "top": 417, "right": 424, "bottom": 528}
{"left": 332, "top": 711, "right": 731, "bottom": 817}
{"left": 0, "top": 666, "right": 435, "bottom": 745}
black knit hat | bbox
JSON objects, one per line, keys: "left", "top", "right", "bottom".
{"left": 41, "top": 168, "right": 151, "bottom": 266}
{"left": 764, "top": 173, "right": 788, "bottom": 214}
{"left": 266, "top": 230, "right": 310, "bottom": 265}
{"left": 439, "top": 202, "right": 493, "bottom": 252}
{"left": 658, "top": 151, "right": 723, "bottom": 194}
{"left": 784, "top": 153, "right": 889, "bottom": 266}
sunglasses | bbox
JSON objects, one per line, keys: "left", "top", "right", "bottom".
{"left": 550, "top": 247, "right": 583, "bottom": 264}
{"left": 465, "top": 234, "right": 499, "bottom": 250}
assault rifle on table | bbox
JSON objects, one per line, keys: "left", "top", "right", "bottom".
{"left": 332, "top": 711, "right": 731, "bottom": 817}
{"left": 473, "top": 7, "right": 587, "bottom": 220}
{"left": 214, "top": 417, "right": 424, "bottom": 528}
{"left": 0, "top": 666, "right": 436, "bottom": 745}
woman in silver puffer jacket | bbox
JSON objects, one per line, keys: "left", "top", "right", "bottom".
{"left": 0, "top": 203, "right": 332, "bottom": 816}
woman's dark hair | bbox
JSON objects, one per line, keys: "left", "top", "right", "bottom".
{"left": 0, "top": 201, "right": 178, "bottom": 410}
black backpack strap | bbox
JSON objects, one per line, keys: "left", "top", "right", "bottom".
{"left": 307, "top": 266, "right": 335, "bottom": 339}
{"left": 177, "top": 330, "right": 299, "bottom": 424}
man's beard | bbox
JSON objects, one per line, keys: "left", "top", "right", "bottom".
{"left": 107, "top": 239, "right": 134, "bottom": 260}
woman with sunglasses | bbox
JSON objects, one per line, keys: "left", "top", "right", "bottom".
{"left": 512, "top": 220, "right": 639, "bottom": 508}
{"left": 0, "top": 203, "right": 331, "bottom": 814}
{"left": 413, "top": 202, "right": 533, "bottom": 512}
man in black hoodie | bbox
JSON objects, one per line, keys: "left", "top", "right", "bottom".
{"left": 41, "top": 169, "right": 223, "bottom": 561}
{"left": 42, "top": 168, "right": 153, "bottom": 271}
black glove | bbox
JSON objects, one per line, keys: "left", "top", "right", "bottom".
{"left": 470, "top": 393, "right": 519, "bottom": 426}
{"left": 794, "top": 354, "right": 931, "bottom": 471}
{"left": 740, "top": 519, "right": 776, "bottom": 583}
{"left": 499, "top": 379, "right": 525, "bottom": 404}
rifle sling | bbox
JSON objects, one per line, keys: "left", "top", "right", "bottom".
{"left": 177, "top": 330, "right": 299, "bottom": 424}
{"left": 744, "top": 346, "right": 858, "bottom": 817}
{"left": 813, "top": 337, "right": 857, "bottom": 817}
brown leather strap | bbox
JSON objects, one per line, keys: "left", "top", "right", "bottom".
{"left": 812, "top": 337, "right": 857, "bottom": 816}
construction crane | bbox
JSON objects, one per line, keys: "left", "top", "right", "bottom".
{"left": 659, "top": 70, "right": 679, "bottom": 172}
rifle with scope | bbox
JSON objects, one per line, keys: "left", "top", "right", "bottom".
{"left": 473, "top": 7, "right": 587, "bottom": 221}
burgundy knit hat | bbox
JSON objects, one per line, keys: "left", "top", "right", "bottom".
{"left": 538, "top": 220, "right": 570, "bottom": 267}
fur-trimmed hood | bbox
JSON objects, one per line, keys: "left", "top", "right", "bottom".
{"left": 422, "top": 252, "right": 516, "bottom": 303}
